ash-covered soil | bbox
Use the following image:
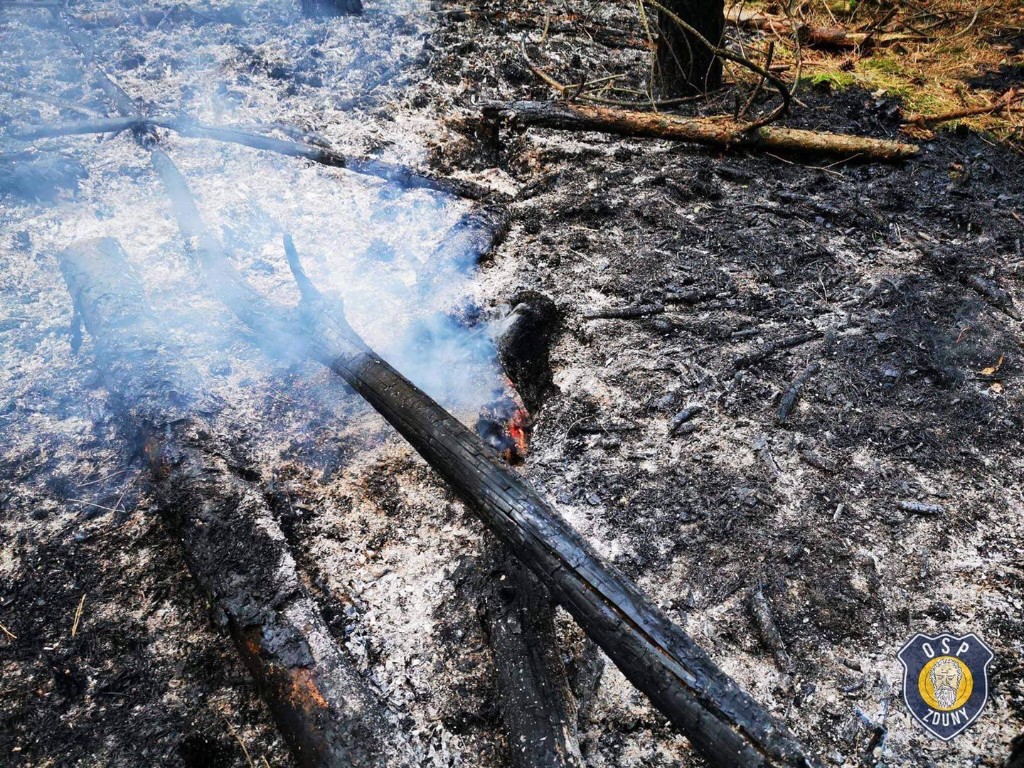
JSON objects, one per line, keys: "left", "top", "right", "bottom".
{"left": 2, "top": 0, "right": 1023, "bottom": 767}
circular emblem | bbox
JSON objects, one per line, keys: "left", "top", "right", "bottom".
{"left": 918, "top": 655, "right": 973, "bottom": 712}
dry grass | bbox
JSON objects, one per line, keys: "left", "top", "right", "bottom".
{"left": 727, "top": 0, "right": 1024, "bottom": 145}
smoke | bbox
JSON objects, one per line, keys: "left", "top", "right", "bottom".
{"left": 1, "top": 0, "right": 509, "bottom": 419}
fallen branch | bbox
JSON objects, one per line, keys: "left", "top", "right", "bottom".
{"left": 483, "top": 100, "right": 919, "bottom": 161}
{"left": 10, "top": 114, "right": 490, "bottom": 200}
{"left": 11, "top": 116, "right": 147, "bottom": 140}
{"left": 59, "top": 237, "right": 386, "bottom": 768}
{"left": 161, "top": 118, "right": 489, "bottom": 200}
{"left": 727, "top": 7, "right": 917, "bottom": 49}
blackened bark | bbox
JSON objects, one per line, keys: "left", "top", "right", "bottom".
{"left": 481, "top": 540, "right": 584, "bottom": 768}
{"left": 655, "top": 0, "right": 725, "bottom": 95}
{"left": 59, "top": 237, "right": 385, "bottom": 768}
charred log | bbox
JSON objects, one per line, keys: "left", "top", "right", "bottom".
{"left": 494, "top": 291, "right": 559, "bottom": 414}
{"left": 146, "top": 149, "right": 820, "bottom": 766}
{"left": 484, "top": 101, "right": 920, "bottom": 162}
{"left": 58, "top": 237, "right": 386, "bottom": 768}
{"left": 481, "top": 540, "right": 584, "bottom": 768}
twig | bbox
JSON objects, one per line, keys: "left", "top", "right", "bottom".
{"left": 0, "top": 621, "right": 17, "bottom": 640}
{"left": 734, "top": 330, "right": 820, "bottom": 368}
{"left": 896, "top": 500, "right": 944, "bottom": 516}
{"left": 798, "top": 448, "right": 836, "bottom": 473}
{"left": 904, "top": 89, "right": 1023, "bottom": 128}
{"left": 776, "top": 361, "right": 820, "bottom": 423}
{"left": 737, "top": 41, "right": 774, "bottom": 121}
{"left": 668, "top": 404, "right": 704, "bottom": 435}
{"left": 749, "top": 584, "right": 793, "bottom": 673}
{"left": 67, "top": 497, "right": 121, "bottom": 514}
{"left": 77, "top": 468, "right": 133, "bottom": 488}
{"left": 225, "top": 719, "right": 256, "bottom": 768}
{"left": 520, "top": 39, "right": 700, "bottom": 108}
{"left": 71, "top": 593, "right": 86, "bottom": 637}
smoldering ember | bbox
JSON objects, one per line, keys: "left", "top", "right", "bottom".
{"left": 1, "top": 1, "right": 1022, "bottom": 767}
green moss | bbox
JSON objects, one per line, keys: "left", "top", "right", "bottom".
{"left": 803, "top": 71, "right": 857, "bottom": 89}
{"left": 862, "top": 56, "right": 904, "bottom": 76}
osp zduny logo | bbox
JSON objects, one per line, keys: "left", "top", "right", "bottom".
{"left": 898, "top": 632, "right": 994, "bottom": 741}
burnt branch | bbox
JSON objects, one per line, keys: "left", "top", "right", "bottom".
{"left": 481, "top": 540, "right": 584, "bottom": 768}
{"left": 10, "top": 114, "right": 491, "bottom": 200}
{"left": 483, "top": 101, "right": 919, "bottom": 162}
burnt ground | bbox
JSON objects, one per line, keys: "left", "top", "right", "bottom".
{"left": 2, "top": 0, "right": 1023, "bottom": 767}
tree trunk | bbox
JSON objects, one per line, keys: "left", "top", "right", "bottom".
{"left": 656, "top": 0, "right": 725, "bottom": 95}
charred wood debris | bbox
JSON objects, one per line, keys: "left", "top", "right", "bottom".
{"left": 2, "top": 1, "right": 1022, "bottom": 767}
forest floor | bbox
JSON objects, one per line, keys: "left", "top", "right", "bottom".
{"left": 1, "top": 1, "right": 1023, "bottom": 767}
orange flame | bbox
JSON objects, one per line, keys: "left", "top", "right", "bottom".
{"left": 476, "top": 386, "right": 531, "bottom": 465}
{"left": 505, "top": 408, "right": 531, "bottom": 464}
